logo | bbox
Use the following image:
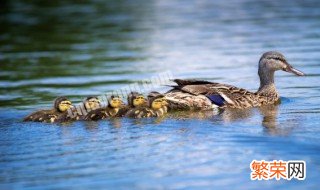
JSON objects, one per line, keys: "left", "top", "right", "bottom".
{"left": 250, "top": 160, "right": 306, "bottom": 180}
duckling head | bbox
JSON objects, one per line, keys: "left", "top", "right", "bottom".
{"left": 133, "top": 95, "right": 147, "bottom": 107}
{"left": 259, "top": 51, "right": 305, "bottom": 77}
{"left": 128, "top": 92, "right": 147, "bottom": 107}
{"left": 83, "top": 96, "right": 101, "bottom": 111}
{"left": 148, "top": 92, "right": 166, "bottom": 110}
{"left": 108, "top": 95, "right": 123, "bottom": 108}
{"left": 151, "top": 98, "right": 163, "bottom": 110}
{"left": 54, "top": 97, "right": 73, "bottom": 112}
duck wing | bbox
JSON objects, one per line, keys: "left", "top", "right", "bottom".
{"left": 171, "top": 79, "right": 259, "bottom": 108}
{"left": 206, "top": 85, "right": 259, "bottom": 108}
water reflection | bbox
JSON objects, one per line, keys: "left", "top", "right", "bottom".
{"left": 165, "top": 104, "right": 293, "bottom": 136}
{"left": 221, "top": 108, "right": 254, "bottom": 122}
{"left": 84, "top": 121, "right": 99, "bottom": 130}
{"left": 222, "top": 104, "right": 297, "bottom": 136}
{"left": 109, "top": 118, "right": 122, "bottom": 128}
{"left": 259, "top": 104, "right": 279, "bottom": 129}
{"left": 54, "top": 104, "right": 296, "bottom": 137}
{"left": 259, "top": 104, "right": 297, "bottom": 136}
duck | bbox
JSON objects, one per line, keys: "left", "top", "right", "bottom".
{"left": 23, "top": 96, "right": 73, "bottom": 123}
{"left": 84, "top": 95, "right": 124, "bottom": 121}
{"left": 125, "top": 92, "right": 168, "bottom": 118}
{"left": 165, "top": 51, "right": 305, "bottom": 110}
{"left": 115, "top": 92, "right": 148, "bottom": 117}
{"left": 66, "top": 96, "right": 101, "bottom": 121}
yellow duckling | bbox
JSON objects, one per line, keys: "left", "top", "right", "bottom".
{"left": 84, "top": 95, "right": 123, "bottom": 121}
{"left": 116, "top": 92, "right": 148, "bottom": 117}
{"left": 23, "top": 97, "right": 73, "bottom": 123}
{"left": 125, "top": 92, "right": 168, "bottom": 118}
{"left": 66, "top": 96, "right": 101, "bottom": 121}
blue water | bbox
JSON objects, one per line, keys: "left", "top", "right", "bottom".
{"left": 1, "top": 0, "right": 320, "bottom": 189}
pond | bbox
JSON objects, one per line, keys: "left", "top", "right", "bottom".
{"left": 0, "top": 0, "right": 320, "bottom": 189}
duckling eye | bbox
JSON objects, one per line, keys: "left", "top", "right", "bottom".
{"left": 62, "top": 101, "right": 72, "bottom": 105}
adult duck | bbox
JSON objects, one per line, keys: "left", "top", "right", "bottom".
{"left": 165, "top": 51, "right": 305, "bottom": 110}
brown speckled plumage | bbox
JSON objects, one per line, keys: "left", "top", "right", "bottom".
{"left": 165, "top": 51, "right": 305, "bottom": 110}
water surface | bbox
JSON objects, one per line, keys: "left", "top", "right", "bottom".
{"left": 1, "top": 0, "right": 320, "bottom": 189}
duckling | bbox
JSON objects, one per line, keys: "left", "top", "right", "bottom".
{"left": 66, "top": 96, "right": 101, "bottom": 121}
{"left": 115, "top": 92, "right": 148, "bottom": 117}
{"left": 84, "top": 95, "right": 123, "bottom": 121}
{"left": 23, "top": 96, "right": 73, "bottom": 123}
{"left": 148, "top": 92, "right": 168, "bottom": 117}
{"left": 125, "top": 92, "right": 168, "bottom": 118}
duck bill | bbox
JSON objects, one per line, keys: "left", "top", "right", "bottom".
{"left": 284, "top": 62, "right": 305, "bottom": 76}
{"left": 285, "top": 66, "right": 305, "bottom": 76}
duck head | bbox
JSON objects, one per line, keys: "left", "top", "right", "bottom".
{"left": 258, "top": 51, "right": 305, "bottom": 89}
{"left": 54, "top": 96, "right": 73, "bottom": 112}
{"left": 108, "top": 95, "right": 123, "bottom": 108}
{"left": 83, "top": 96, "right": 101, "bottom": 111}
{"left": 127, "top": 92, "right": 147, "bottom": 107}
{"left": 259, "top": 51, "right": 305, "bottom": 76}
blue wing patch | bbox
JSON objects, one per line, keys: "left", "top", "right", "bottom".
{"left": 206, "top": 94, "right": 225, "bottom": 106}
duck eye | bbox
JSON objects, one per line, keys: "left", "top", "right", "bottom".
{"left": 273, "top": 57, "right": 285, "bottom": 62}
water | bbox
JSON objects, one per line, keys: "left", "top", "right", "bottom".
{"left": 1, "top": 0, "right": 320, "bottom": 189}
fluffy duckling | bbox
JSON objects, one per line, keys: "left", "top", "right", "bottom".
{"left": 148, "top": 92, "right": 168, "bottom": 117}
{"left": 84, "top": 95, "right": 123, "bottom": 121}
{"left": 84, "top": 96, "right": 101, "bottom": 111}
{"left": 23, "top": 97, "right": 73, "bottom": 123}
{"left": 115, "top": 92, "right": 148, "bottom": 117}
{"left": 66, "top": 96, "right": 101, "bottom": 121}
{"left": 125, "top": 92, "right": 168, "bottom": 118}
